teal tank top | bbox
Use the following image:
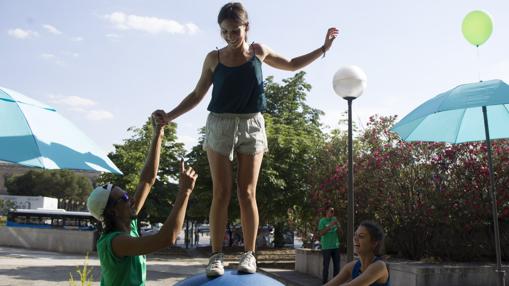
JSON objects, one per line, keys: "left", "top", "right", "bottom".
{"left": 208, "top": 49, "right": 266, "bottom": 113}
{"left": 352, "top": 257, "right": 390, "bottom": 286}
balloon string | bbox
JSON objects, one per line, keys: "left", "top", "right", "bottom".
{"left": 476, "top": 45, "right": 481, "bottom": 82}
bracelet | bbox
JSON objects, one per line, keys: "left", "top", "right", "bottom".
{"left": 321, "top": 45, "right": 326, "bottom": 58}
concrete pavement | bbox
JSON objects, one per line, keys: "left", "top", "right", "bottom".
{"left": 0, "top": 246, "right": 208, "bottom": 285}
{"left": 0, "top": 246, "right": 323, "bottom": 286}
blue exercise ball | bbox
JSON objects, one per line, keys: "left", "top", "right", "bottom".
{"left": 175, "top": 270, "right": 284, "bottom": 286}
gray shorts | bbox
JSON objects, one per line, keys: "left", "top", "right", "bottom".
{"left": 203, "top": 112, "right": 268, "bottom": 161}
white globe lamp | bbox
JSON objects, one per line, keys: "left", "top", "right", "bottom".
{"left": 332, "top": 65, "right": 367, "bottom": 99}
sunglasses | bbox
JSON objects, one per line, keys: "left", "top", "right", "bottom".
{"left": 104, "top": 184, "right": 130, "bottom": 207}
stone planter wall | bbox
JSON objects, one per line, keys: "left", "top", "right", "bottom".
{"left": 296, "top": 248, "right": 508, "bottom": 286}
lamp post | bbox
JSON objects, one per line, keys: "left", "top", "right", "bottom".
{"left": 332, "top": 65, "right": 367, "bottom": 262}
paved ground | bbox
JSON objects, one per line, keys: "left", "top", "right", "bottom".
{"left": 0, "top": 246, "right": 208, "bottom": 286}
{"left": 0, "top": 246, "right": 322, "bottom": 286}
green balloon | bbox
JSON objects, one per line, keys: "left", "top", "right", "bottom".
{"left": 462, "top": 10, "right": 493, "bottom": 46}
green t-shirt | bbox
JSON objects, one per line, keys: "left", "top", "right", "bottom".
{"left": 318, "top": 217, "right": 340, "bottom": 250}
{"left": 97, "top": 219, "right": 147, "bottom": 286}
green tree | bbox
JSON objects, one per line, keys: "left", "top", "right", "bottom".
{"left": 185, "top": 127, "right": 214, "bottom": 221}
{"left": 98, "top": 117, "right": 186, "bottom": 223}
{"left": 303, "top": 115, "right": 355, "bottom": 247}
{"left": 259, "top": 72, "right": 326, "bottom": 246}
{"left": 5, "top": 169, "right": 92, "bottom": 202}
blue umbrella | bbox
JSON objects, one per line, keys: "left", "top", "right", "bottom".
{"left": 392, "top": 79, "right": 508, "bottom": 284}
{"left": 0, "top": 86, "right": 122, "bottom": 175}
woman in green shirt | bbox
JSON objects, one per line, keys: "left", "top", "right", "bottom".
{"left": 318, "top": 207, "right": 341, "bottom": 284}
{"left": 87, "top": 110, "right": 198, "bottom": 286}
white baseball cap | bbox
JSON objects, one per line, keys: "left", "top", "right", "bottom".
{"left": 87, "top": 183, "right": 113, "bottom": 221}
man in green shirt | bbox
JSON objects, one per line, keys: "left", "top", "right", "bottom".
{"left": 318, "top": 207, "right": 340, "bottom": 284}
{"left": 87, "top": 110, "right": 198, "bottom": 286}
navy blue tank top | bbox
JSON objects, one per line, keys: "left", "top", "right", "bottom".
{"left": 352, "top": 257, "right": 390, "bottom": 286}
{"left": 207, "top": 49, "right": 266, "bottom": 113}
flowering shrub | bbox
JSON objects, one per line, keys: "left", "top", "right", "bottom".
{"left": 310, "top": 115, "right": 509, "bottom": 261}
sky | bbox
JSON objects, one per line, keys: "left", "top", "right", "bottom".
{"left": 1, "top": 0, "right": 508, "bottom": 155}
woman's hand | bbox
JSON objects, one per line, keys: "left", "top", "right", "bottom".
{"left": 151, "top": 110, "right": 167, "bottom": 133}
{"left": 323, "top": 27, "right": 339, "bottom": 52}
{"left": 179, "top": 159, "right": 198, "bottom": 195}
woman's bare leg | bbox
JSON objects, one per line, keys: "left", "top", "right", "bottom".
{"left": 207, "top": 149, "right": 233, "bottom": 253}
{"left": 236, "top": 152, "right": 263, "bottom": 252}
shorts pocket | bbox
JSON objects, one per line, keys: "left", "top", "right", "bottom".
{"left": 248, "top": 114, "right": 265, "bottom": 134}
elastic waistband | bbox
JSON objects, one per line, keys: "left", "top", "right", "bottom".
{"left": 209, "top": 112, "right": 261, "bottom": 119}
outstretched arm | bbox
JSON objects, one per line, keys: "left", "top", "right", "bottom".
{"left": 132, "top": 109, "right": 166, "bottom": 215}
{"left": 326, "top": 261, "right": 389, "bottom": 286}
{"left": 112, "top": 160, "right": 198, "bottom": 257}
{"left": 166, "top": 51, "right": 216, "bottom": 122}
{"left": 324, "top": 261, "right": 354, "bottom": 286}
{"left": 263, "top": 27, "right": 338, "bottom": 71}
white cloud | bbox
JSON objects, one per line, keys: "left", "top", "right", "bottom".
{"left": 40, "top": 53, "right": 66, "bottom": 66}
{"left": 104, "top": 12, "right": 199, "bottom": 35}
{"left": 48, "top": 94, "right": 114, "bottom": 121}
{"left": 106, "top": 33, "right": 121, "bottom": 39}
{"left": 43, "top": 24, "right": 62, "bottom": 35}
{"left": 71, "top": 36, "right": 84, "bottom": 42}
{"left": 41, "top": 53, "right": 57, "bottom": 60}
{"left": 62, "top": 51, "right": 79, "bottom": 58}
{"left": 8, "top": 28, "right": 38, "bottom": 39}
{"left": 86, "top": 110, "right": 114, "bottom": 121}
{"left": 49, "top": 95, "right": 96, "bottom": 108}
{"left": 68, "top": 107, "right": 87, "bottom": 113}
{"left": 185, "top": 23, "right": 199, "bottom": 34}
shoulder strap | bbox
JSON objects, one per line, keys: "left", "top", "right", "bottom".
{"left": 352, "top": 260, "right": 362, "bottom": 278}
{"left": 250, "top": 41, "right": 257, "bottom": 56}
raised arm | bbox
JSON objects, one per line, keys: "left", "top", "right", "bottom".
{"left": 132, "top": 110, "right": 166, "bottom": 215}
{"left": 263, "top": 27, "right": 338, "bottom": 71}
{"left": 112, "top": 160, "right": 198, "bottom": 257}
{"left": 166, "top": 51, "right": 216, "bottom": 122}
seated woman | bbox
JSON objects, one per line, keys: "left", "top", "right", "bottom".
{"left": 324, "top": 220, "right": 390, "bottom": 286}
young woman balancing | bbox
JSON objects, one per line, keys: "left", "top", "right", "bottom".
{"left": 165, "top": 2, "right": 338, "bottom": 276}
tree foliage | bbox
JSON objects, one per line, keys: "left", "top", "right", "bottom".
{"left": 5, "top": 169, "right": 92, "bottom": 201}
{"left": 98, "top": 117, "right": 186, "bottom": 223}
{"left": 183, "top": 127, "right": 213, "bottom": 221}
{"left": 259, "top": 72, "right": 327, "bottom": 245}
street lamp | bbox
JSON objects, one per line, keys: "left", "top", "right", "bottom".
{"left": 332, "top": 65, "right": 367, "bottom": 262}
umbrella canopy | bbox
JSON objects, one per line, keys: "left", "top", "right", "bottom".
{"left": 0, "top": 86, "right": 122, "bottom": 175}
{"left": 392, "top": 79, "right": 508, "bottom": 285}
{"left": 392, "top": 79, "right": 509, "bottom": 143}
